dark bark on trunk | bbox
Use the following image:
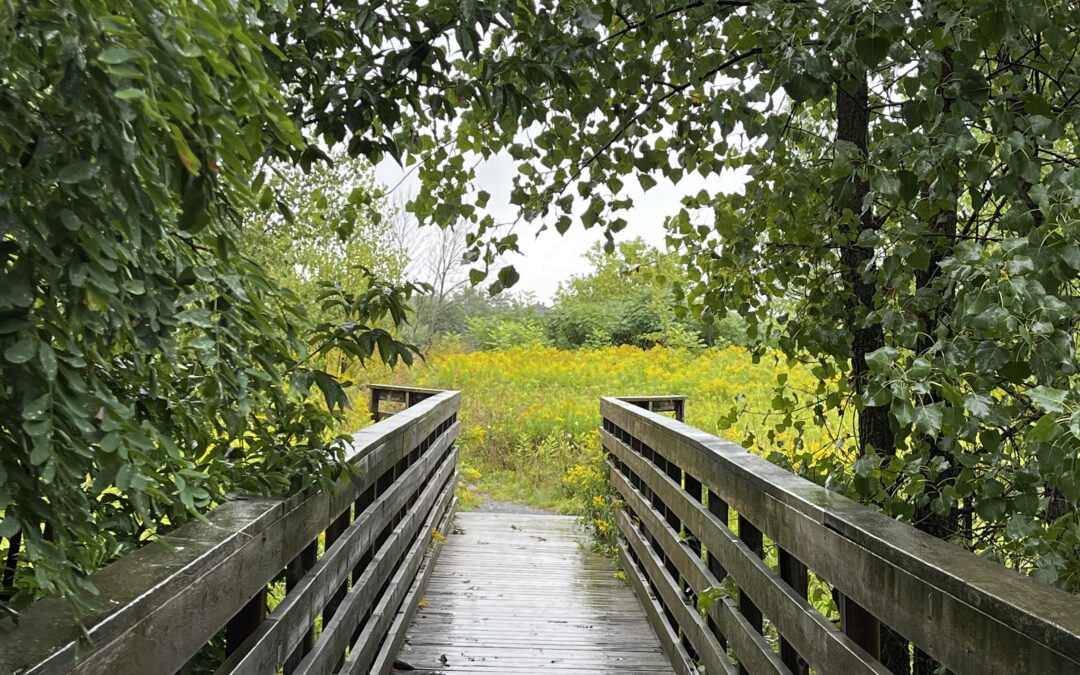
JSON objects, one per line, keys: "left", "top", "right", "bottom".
{"left": 836, "top": 77, "right": 892, "bottom": 459}
{"left": 836, "top": 70, "right": 907, "bottom": 674}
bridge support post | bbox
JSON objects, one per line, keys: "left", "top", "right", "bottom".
{"left": 841, "top": 594, "right": 881, "bottom": 661}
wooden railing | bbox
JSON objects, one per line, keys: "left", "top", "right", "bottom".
{"left": 601, "top": 396, "right": 1080, "bottom": 675}
{"left": 0, "top": 387, "right": 460, "bottom": 675}
{"left": 618, "top": 394, "right": 687, "bottom": 422}
{"left": 368, "top": 384, "right": 442, "bottom": 423}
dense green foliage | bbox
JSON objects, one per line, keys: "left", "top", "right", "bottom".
{"left": 0, "top": 1, "right": 420, "bottom": 613}
{"left": 242, "top": 155, "right": 408, "bottom": 315}
{"left": 398, "top": 1, "right": 1080, "bottom": 607}
{"left": 544, "top": 240, "right": 745, "bottom": 349}
{"left": 407, "top": 239, "right": 745, "bottom": 351}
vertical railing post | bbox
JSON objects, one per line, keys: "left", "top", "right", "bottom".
{"left": 226, "top": 587, "right": 267, "bottom": 656}
{"left": 706, "top": 489, "right": 729, "bottom": 651}
{"left": 283, "top": 539, "right": 319, "bottom": 673}
{"left": 324, "top": 509, "right": 352, "bottom": 622}
{"left": 779, "top": 549, "right": 810, "bottom": 674}
{"left": 842, "top": 595, "right": 881, "bottom": 661}
{"left": 683, "top": 472, "right": 703, "bottom": 659}
{"left": 351, "top": 483, "right": 376, "bottom": 645}
{"left": 369, "top": 387, "right": 381, "bottom": 423}
{"left": 737, "top": 515, "right": 764, "bottom": 675}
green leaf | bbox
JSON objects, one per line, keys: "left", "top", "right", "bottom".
{"left": 0, "top": 518, "right": 20, "bottom": 538}
{"left": 497, "top": 266, "right": 520, "bottom": 289}
{"left": 913, "top": 403, "right": 943, "bottom": 436}
{"left": 98, "top": 47, "right": 141, "bottom": 64}
{"left": 4, "top": 339, "right": 36, "bottom": 364}
{"left": 865, "top": 346, "right": 898, "bottom": 373}
{"left": 58, "top": 161, "right": 96, "bottom": 184}
{"left": 1026, "top": 386, "right": 1068, "bottom": 414}
{"left": 39, "top": 344, "right": 57, "bottom": 380}
{"left": 114, "top": 87, "right": 146, "bottom": 101}
{"left": 855, "top": 36, "right": 891, "bottom": 68}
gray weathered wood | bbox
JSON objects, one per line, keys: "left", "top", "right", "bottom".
{"left": 399, "top": 513, "right": 675, "bottom": 674}
{"left": 338, "top": 473, "right": 457, "bottom": 675}
{"left": 606, "top": 427, "right": 905, "bottom": 674}
{"left": 294, "top": 447, "right": 458, "bottom": 675}
{"left": 618, "top": 540, "right": 701, "bottom": 675}
{"left": 618, "top": 395, "right": 687, "bottom": 421}
{"left": 777, "top": 549, "right": 809, "bottom": 675}
{"left": 215, "top": 425, "right": 459, "bottom": 675}
{"left": 615, "top": 507, "right": 736, "bottom": 675}
{"left": 369, "top": 495, "right": 458, "bottom": 675}
{"left": 610, "top": 463, "right": 790, "bottom": 675}
{"left": 0, "top": 389, "right": 460, "bottom": 675}
{"left": 369, "top": 384, "right": 443, "bottom": 422}
{"left": 601, "top": 397, "right": 1080, "bottom": 675}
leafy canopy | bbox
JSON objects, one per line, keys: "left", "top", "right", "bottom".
{"left": 0, "top": 0, "right": 420, "bottom": 612}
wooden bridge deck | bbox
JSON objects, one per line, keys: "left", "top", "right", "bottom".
{"left": 398, "top": 512, "right": 672, "bottom": 674}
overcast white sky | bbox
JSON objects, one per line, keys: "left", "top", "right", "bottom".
{"left": 375, "top": 152, "right": 745, "bottom": 302}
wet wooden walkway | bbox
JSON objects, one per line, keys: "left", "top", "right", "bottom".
{"left": 398, "top": 512, "right": 672, "bottom": 673}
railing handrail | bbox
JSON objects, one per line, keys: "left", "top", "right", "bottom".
{"left": 0, "top": 387, "right": 461, "bottom": 675}
{"left": 601, "top": 395, "right": 1080, "bottom": 675}
{"left": 367, "top": 384, "right": 444, "bottom": 395}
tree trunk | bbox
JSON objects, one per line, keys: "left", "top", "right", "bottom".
{"left": 836, "top": 76, "right": 892, "bottom": 458}
{"left": 836, "top": 70, "right": 908, "bottom": 674}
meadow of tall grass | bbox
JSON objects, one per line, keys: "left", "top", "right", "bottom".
{"left": 360, "top": 342, "right": 852, "bottom": 550}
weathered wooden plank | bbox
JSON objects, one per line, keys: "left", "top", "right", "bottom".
{"left": 400, "top": 512, "right": 672, "bottom": 674}
{"left": 614, "top": 507, "right": 737, "bottom": 675}
{"left": 707, "top": 486, "right": 731, "bottom": 651}
{"left": 226, "top": 588, "right": 268, "bottom": 657}
{"left": 605, "top": 429, "right": 889, "bottom": 674}
{"left": 616, "top": 539, "right": 700, "bottom": 675}
{"left": 610, "top": 463, "right": 787, "bottom": 675}
{"left": 0, "top": 497, "right": 281, "bottom": 675}
{"left": 369, "top": 493, "right": 458, "bottom": 675}
{"left": 777, "top": 549, "right": 809, "bottom": 675}
{"left": 601, "top": 399, "right": 1080, "bottom": 674}
{"left": 369, "top": 384, "right": 445, "bottom": 422}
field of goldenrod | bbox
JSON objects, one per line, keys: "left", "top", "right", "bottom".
{"left": 360, "top": 343, "right": 850, "bottom": 547}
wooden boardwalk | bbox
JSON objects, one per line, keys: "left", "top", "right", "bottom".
{"left": 398, "top": 512, "right": 672, "bottom": 674}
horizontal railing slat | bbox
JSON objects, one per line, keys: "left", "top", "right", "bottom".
{"left": 339, "top": 473, "right": 457, "bottom": 675}
{"left": 368, "top": 494, "right": 458, "bottom": 675}
{"left": 613, "top": 505, "right": 740, "bottom": 675}
{"left": 609, "top": 459, "right": 816, "bottom": 675}
{"left": 615, "top": 539, "right": 699, "bottom": 675}
{"left": 0, "top": 389, "right": 461, "bottom": 675}
{"left": 0, "top": 497, "right": 283, "bottom": 675}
